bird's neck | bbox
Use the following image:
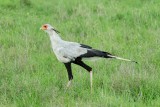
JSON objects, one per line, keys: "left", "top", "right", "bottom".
{"left": 48, "top": 30, "right": 64, "bottom": 49}
{"left": 49, "top": 32, "right": 62, "bottom": 40}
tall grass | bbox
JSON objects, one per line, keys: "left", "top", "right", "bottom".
{"left": 0, "top": 0, "right": 160, "bottom": 106}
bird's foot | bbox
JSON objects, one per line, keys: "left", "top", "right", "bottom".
{"left": 67, "top": 80, "right": 72, "bottom": 88}
{"left": 64, "top": 80, "right": 72, "bottom": 93}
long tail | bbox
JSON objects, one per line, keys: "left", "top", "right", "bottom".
{"left": 107, "top": 55, "right": 138, "bottom": 63}
{"left": 80, "top": 49, "right": 137, "bottom": 63}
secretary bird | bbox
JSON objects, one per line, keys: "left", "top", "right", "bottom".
{"left": 40, "top": 24, "right": 137, "bottom": 92}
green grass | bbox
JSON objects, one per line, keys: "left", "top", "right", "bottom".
{"left": 0, "top": 0, "right": 160, "bottom": 106}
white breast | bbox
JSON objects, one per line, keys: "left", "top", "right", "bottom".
{"left": 54, "top": 47, "right": 71, "bottom": 63}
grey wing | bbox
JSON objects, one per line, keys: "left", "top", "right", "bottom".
{"left": 61, "top": 42, "right": 113, "bottom": 60}
{"left": 60, "top": 42, "right": 88, "bottom": 60}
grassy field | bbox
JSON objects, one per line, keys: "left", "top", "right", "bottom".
{"left": 0, "top": 0, "right": 160, "bottom": 106}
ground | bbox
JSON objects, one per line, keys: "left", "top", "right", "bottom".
{"left": 0, "top": 0, "right": 160, "bottom": 107}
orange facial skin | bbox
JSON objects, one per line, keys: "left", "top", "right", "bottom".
{"left": 41, "top": 25, "right": 47, "bottom": 30}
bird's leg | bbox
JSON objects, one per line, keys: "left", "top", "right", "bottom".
{"left": 73, "top": 60, "right": 93, "bottom": 93}
{"left": 90, "top": 71, "right": 93, "bottom": 93}
{"left": 67, "top": 80, "right": 72, "bottom": 87}
{"left": 64, "top": 63, "right": 73, "bottom": 88}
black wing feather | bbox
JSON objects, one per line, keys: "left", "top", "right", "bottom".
{"left": 79, "top": 49, "right": 113, "bottom": 58}
{"left": 80, "top": 44, "right": 92, "bottom": 49}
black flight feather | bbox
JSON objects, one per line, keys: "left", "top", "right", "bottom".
{"left": 79, "top": 49, "right": 113, "bottom": 59}
{"left": 80, "top": 44, "right": 92, "bottom": 49}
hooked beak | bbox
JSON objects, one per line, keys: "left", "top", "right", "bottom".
{"left": 40, "top": 26, "right": 47, "bottom": 30}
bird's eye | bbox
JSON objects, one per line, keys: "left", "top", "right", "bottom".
{"left": 43, "top": 25, "right": 47, "bottom": 28}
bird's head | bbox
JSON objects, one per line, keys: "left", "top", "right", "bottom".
{"left": 40, "top": 24, "right": 60, "bottom": 34}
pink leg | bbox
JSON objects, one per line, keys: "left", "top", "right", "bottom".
{"left": 90, "top": 71, "right": 93, "bottom": 93}
{"left": 67, "top": 80, "right": 72, "bottom": 87}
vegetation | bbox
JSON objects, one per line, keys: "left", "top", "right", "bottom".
{"left": 0, "top": 0, "right": 160, "bottom": 106}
